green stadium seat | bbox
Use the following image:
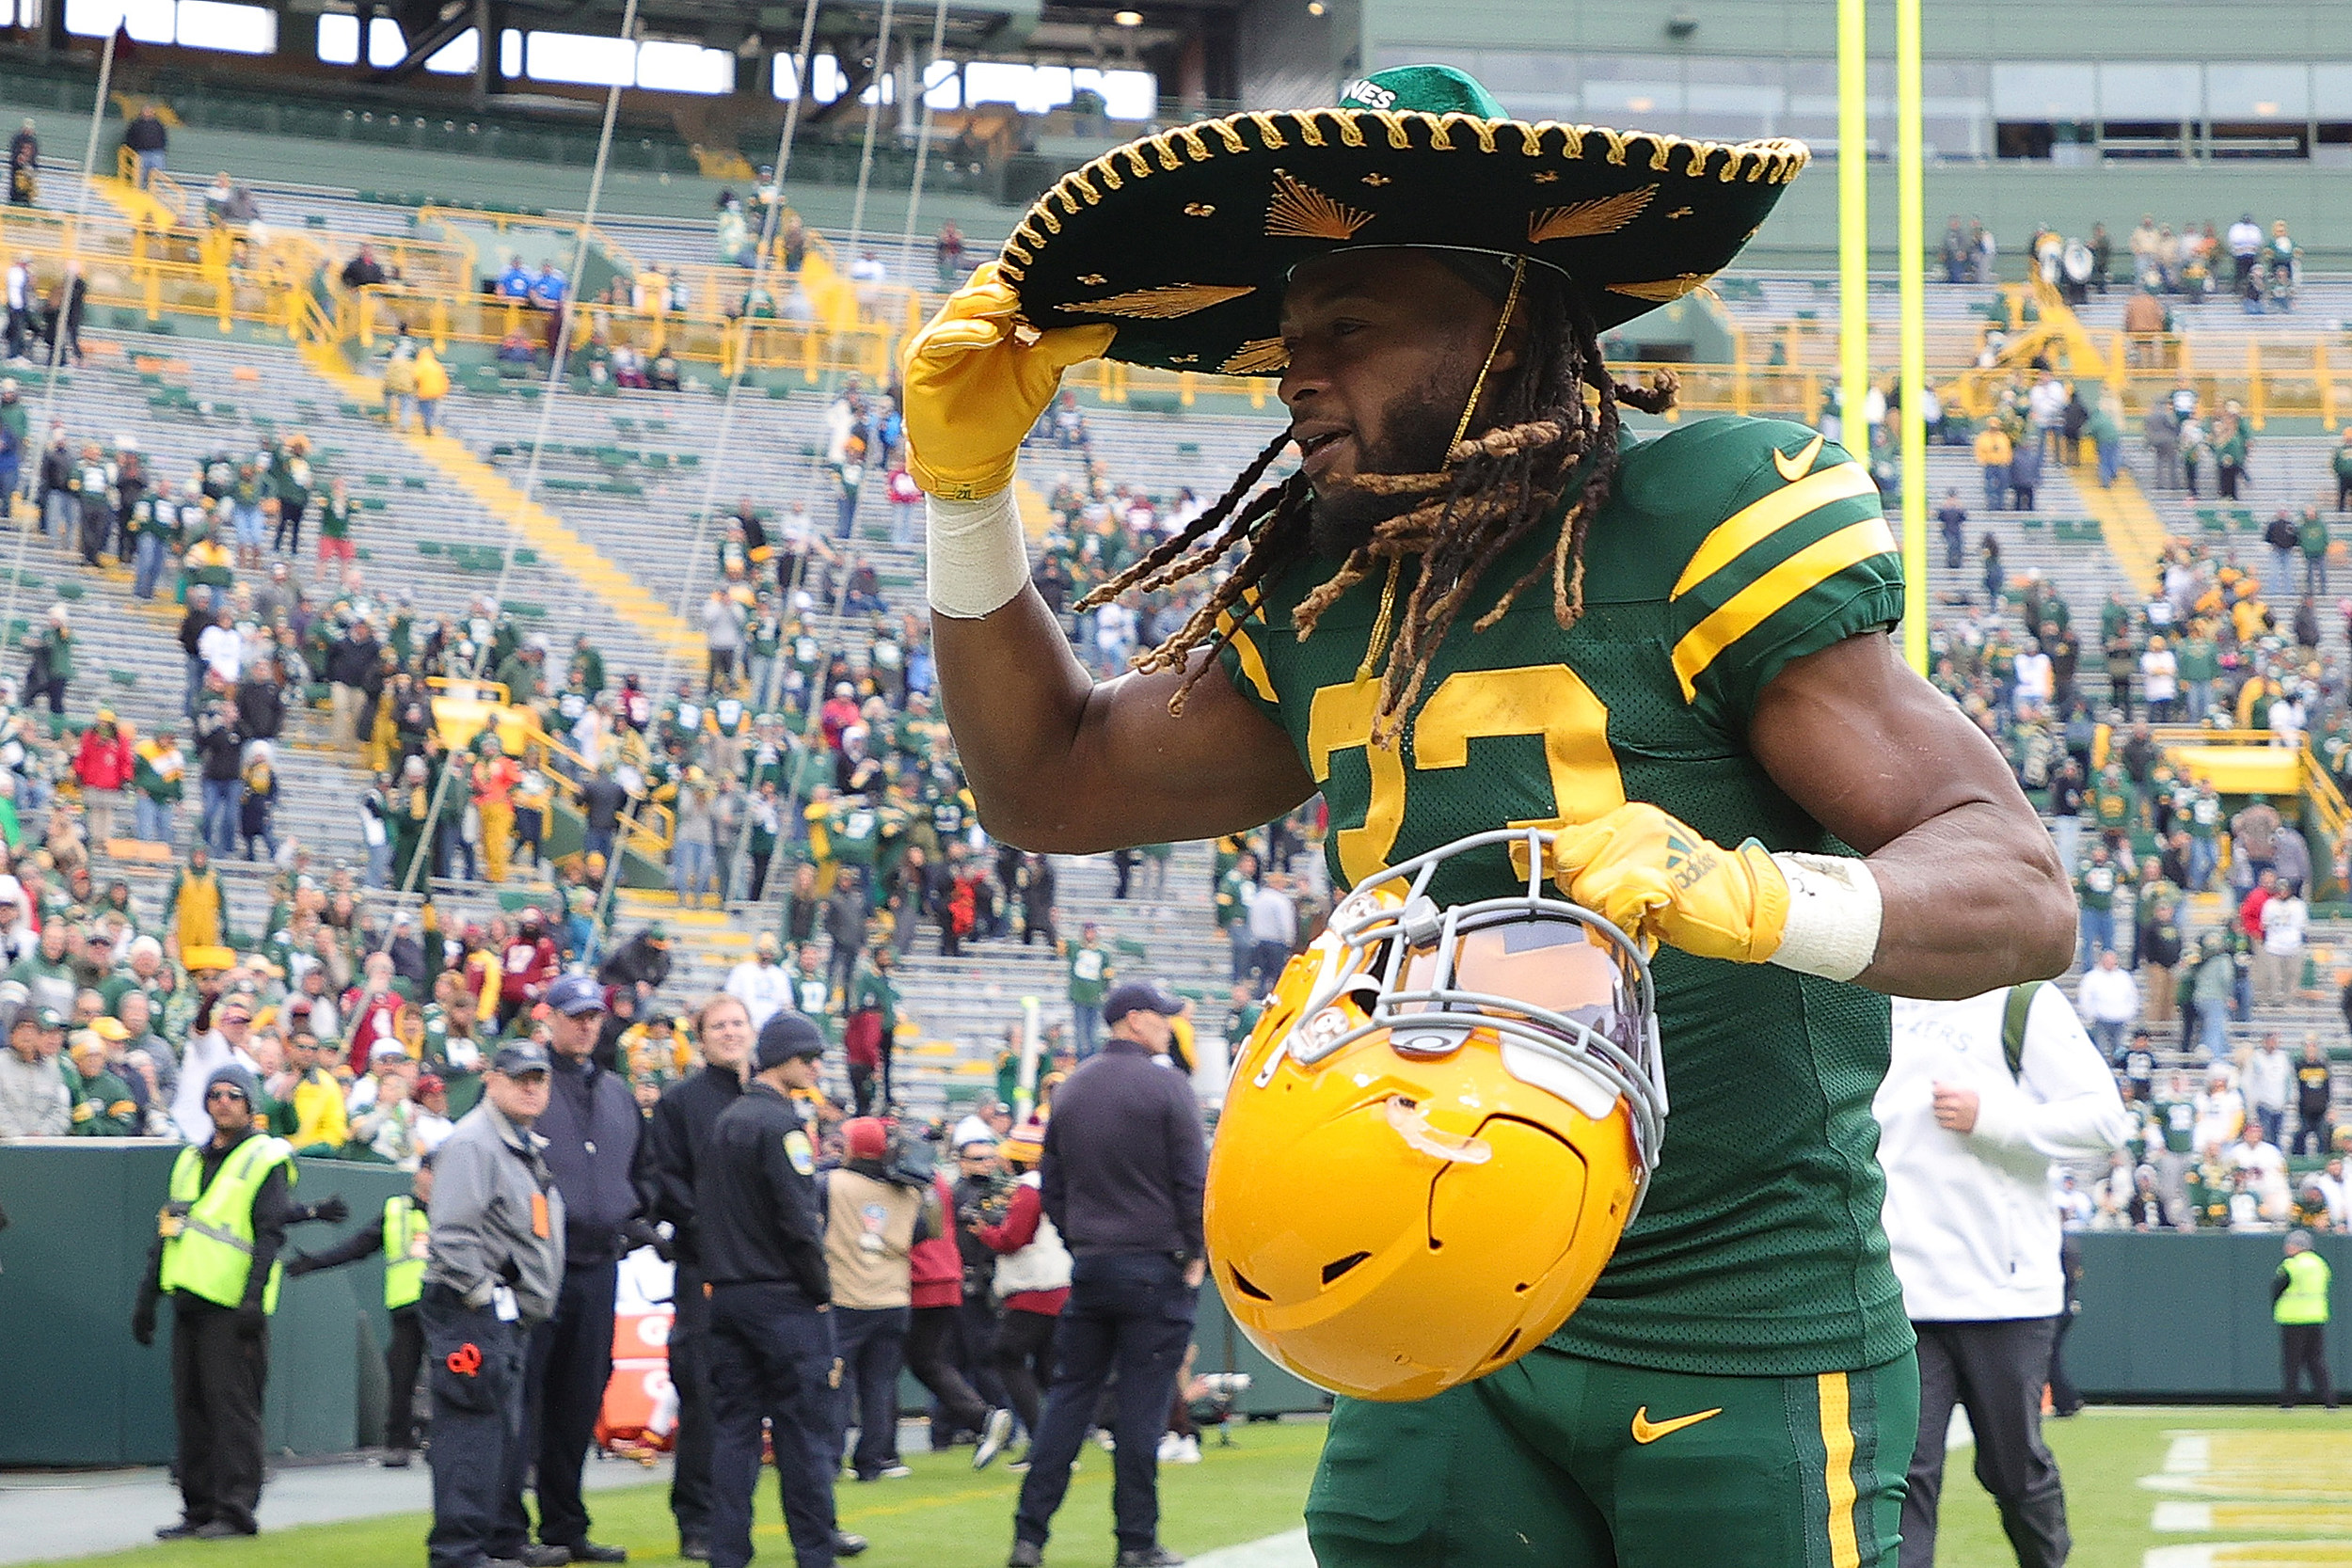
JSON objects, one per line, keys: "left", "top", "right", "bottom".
{"left": 416, "top": 540, "right": 443, "bottom": 556}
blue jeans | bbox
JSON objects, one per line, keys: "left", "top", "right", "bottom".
{"left": 2185, "top": 683, "right": 2212, "bottom": 722}
{"left": 135, "top": 150, "right": 166, "bottom": 186}
{"left": 2090, "top": 1019, "right": 2126, "bottom": 1059}
{"left": 200, "top": 777, "right": 238, "bottom": 853}
{"left": 2050, "top": 816, "right": 2081, "bottom": 875}
{"left": 2189, "top": 836, "right": 2217, "bottom": 891}
{"left": 2078, "top": 906, "right": 2114, "bottom": 970}
{"left": 2199, "top": 1001, "right": 2229, "bottom": 1057}
{"left": 134, "top": 792, "right": 171, "bottom": 843}
{"left": 133, "top": 531, "right": 166, "bottom": 598}
{"left": 365, "top": 839, "right": 391, "bottom": 889}
{"left": 1071, "top": 1006, "right": 1102, "bottom": 1060}
{"left": 2098, "top": 438, "right": 2120, "bottom": 487}
{"left": 671, "top": 837, "right": 714, "bottom": 900}
{"left": 41, "top": 490, "right": 72, "bottom": 538}
{"left": 1012, "top": 1253, "right": 1198, "bottom": 1556}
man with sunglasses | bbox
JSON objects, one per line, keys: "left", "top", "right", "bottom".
{"left": 135, "top": 1061, "right": 344, "bottom": 1539}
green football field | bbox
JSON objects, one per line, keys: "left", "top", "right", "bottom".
{"left": 22, "top": 1406, "right": 2352, "bottom": 1568}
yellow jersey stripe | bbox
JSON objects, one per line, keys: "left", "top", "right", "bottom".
{"left": 1219, "top": 616, "right": 1278, "bottom": 704}
{"left": 1818, "top": 1370, "right": 1861, "bottom": 1568}
{"left": 1670, "top": 462, "right": 1879, "bottom": 601}
{"left": 1672, "top": 517, "right": 1899, "bottom": 701}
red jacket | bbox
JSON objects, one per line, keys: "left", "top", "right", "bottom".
{"left": 976, "top": 1181, "right": 1071, "bottom": 1316}
{"left": 908, "top": 1174, "right": 962, "bottom": 1308}
{"left": 73, "top": 727, "right": 134, "bottom": 791}
{"left": 500, "top": 935, "right": 559, "bottom": 1003}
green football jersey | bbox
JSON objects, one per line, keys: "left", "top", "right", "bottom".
{"left": 1216, "top": 416, "right": 1908, "bottom": 1378}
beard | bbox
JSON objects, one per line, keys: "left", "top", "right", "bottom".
{"left": 1306, "top": 375, "right": 1472, "bottom": 561}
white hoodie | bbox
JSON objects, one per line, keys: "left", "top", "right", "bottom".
{"left": 1878, "top": 987, "right": 2130, "bottom": 1322}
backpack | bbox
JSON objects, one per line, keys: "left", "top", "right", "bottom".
{"left": 1999, "top": 981, "right": 2043, "bottom": 1080}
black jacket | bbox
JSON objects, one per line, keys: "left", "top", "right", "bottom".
{"left": 599, "top": 932, "right": 671, "bottom": 992}
{"left": 646, "top": 1064, "right": 744, "bottom": 1270}
{"left": 696, "top": 1082, "right": 829, "bottom": 1299}
{"left": 534, "top": 1051, "right": 647, "bottom": 1266}
{"left": 1039, "top": 1037, "right": 1205, "bottom": 1259}
{"left": 195, "top": 713, "right": 243, "bottom": 782}
{"left": 326, "top": 631, "right": 378, "bottom": 687}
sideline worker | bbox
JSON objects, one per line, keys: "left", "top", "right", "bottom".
{"left": 2277, "top": 1229, "right": 2335, "bottom": 1410}
{"left": 646, "top": 992, "right": 755, "bottom": 1561}
{"left": 133, "top": 1062, "right": 346, "bottom": 1539}
{"left": 1879, "top": 984, "right": 2130, "bottom": 1568}
{"left": 527, "top": 974, "right": 654, "bottom": 1566}
{"left": 1009, "top": 981, "right": 1204, "bottom": 1568}
{"left": 423, "top": 1041, "right": 567, "bottom": 1568}
{"left": 700, "top": 1011, "right": 865, "bottom": 1568}
{"left": 285, "top": 1151, "right": 439, "bottom": 1465}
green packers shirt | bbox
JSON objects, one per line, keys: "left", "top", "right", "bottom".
{"left": 1217, "top": 417, "right": 1908, "bottom": 1378}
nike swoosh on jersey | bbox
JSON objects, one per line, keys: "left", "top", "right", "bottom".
{"left": 1772, "top": 433, "right": 1827, "bottom": 483}
{"left": 1629, "top": 1404, "right": 1725, "bottom": 1444}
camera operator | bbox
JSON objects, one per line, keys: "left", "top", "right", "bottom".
{"left": 949, "top": 1136, "right": 1012, "bottom": 1419}
{"left": 822, "top": 1117, "right": 945, "bottom": 1482}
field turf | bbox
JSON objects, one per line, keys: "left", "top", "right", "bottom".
{"left": 22, "top": 1405, "right": 2352, "bottom": 1568}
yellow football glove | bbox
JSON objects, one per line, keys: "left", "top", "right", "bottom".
{"left": 898, "top": 261, "right": 1116, "bottom": 500}
{"left": 1549, "top": 803, "right": 1791, "bottom": 965}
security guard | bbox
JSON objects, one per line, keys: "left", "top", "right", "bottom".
{"left": 647, "top": 992, "right": 755, "bottom": 1561}
{"left": 423, "top": 1041, "right": 568, "bottom": 1568}
{"left": 2276, "top": 1229, "right": 2335, "bottom": 1410}
{"left": 132, "top": 1062, "right": 347, "bottom": 1539}
{"left": 286, "top": 1151, "right": 440, "bottom": 1465}
{"left": 698, "top": 1012, "right": 866, "bottom": 1568}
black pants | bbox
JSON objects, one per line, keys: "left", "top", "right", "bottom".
{"left": 668, "top": 1267, "right": 714, "bottom": 1542}
{"left": 1903, "top": 1317, "right": 2071, "bottom": 1568}
{"left": 273, "top": 499, "right": 303, "bottom": 553}
{"left": 2047, "top": 1308, "right": 2081, "bottom": 1416}
{"left": 424, "top": 1286, "right": 532, "bottom": 1568}
{"left": 958, "top": 1297, "right": 1008, "bottom": 1412}
{"left": 748, "top": 849, "right": 772, "bottom": 902}
{"left": 850, "top": 1061, "right": 880, "bottom": 1117}
{"left": 169, "top": 1296, "right": 268, "bottom": 1534}
{"left": 993, "top": 1307, "right": 1057, "bottom": 1437}
{"left": 514, "top": 1259, "right": 618, "bottom": 1550}
{"left": 388, "top": 1303, "right": 426, "bottom": 1451}
{"left": 905, "top": 1304, "right": 992, "bottom": 1434}
{"left": 707, "top": 1282, "right": 840, "bottom": 1568}
{"left": 834, "top": 1304, "right": 911, "bottom": 1479}
{"left": 2282, "top": 1323, "right": 2336, "bottom": 1408}
{"left": 1013, "top": 1253, "right": 1197, "bottom": 1556}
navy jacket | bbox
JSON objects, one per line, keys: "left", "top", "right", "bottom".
{"left": 536, "top": 1050, "right": 646, "bottom": 1265}
{"left": 1039, "top": 1037, "right": 1205, "bottom": 1259}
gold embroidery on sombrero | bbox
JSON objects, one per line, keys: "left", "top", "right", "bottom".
{"left": 1067, "top": 169, "right": 1101, "bottom": 204}
{"left": 1037, "top": 205, "right": 1063, "bottom": 233}
{"left": 1152, "top": 136, "right": 1181, "bottom": 172}
{"left": 1333, "top": 112, "right": 1368, "bottom": 149}
{"left": 1439, "top": 112, "right": 1501, "bottom": 153}
{"left": 1592, "top": 127, "right": 1637, "bottom": 166}
{"left": 1534, "top": 170, "right": 1561, "bottom": 183}
{"left": 1667, "top": 207, "right": 1693, "bottom": 220}
{"left": 1122, "top": 143, "right": 1155, "bottom": 179}
{"left": 1518, "top": 120, "right": 1551, "bottom": 156}
{"left": 1212, "top": 119, "right": 1249, "bottom": 153}
{"left": 1172, "top": 125, "right": 1213, "bottom": 162}
{"left": 998, "top": 261, "right": 1026, "bottom": 281}
{"left": 1245, "top": 112, "right": 1288, "bottom": 150}
{"left": 1184, "top": 202, "right": 1216, "bottom": 217}
{"left": 1293, "top": 113, "right": 1328, "bottom": 149}
{"left": 1362, "top": 173, "right": 1391, "bottom": 186}
{"left": 1077, "top": 274, "right": 1106, "bottom": 286}
{"left": 1558, "top": 125, "right": 1585, "bottom": 158}
{"left": 1527, "top": 186, "right": 1656, "bottom": 244}
{"left": 1265, "top": 169, "right": 1373, "bottom": 242}
{"left": 1368, "top": 110, "right": 1413, "bottom": 150}
{"left": 1218, "top": 338, "right": 1290, "bottom": 377}
{"left": 1087, "top": 155, "right": 1122, "bottom": 192}
{"left": 1648, "top": 137, "right": 1675, "bottom": 172}
{"left": 1607, "top": 273, "right": 1709, "bottom": 303}
{"left": 1057, "top": 283, "right": 1257, "bottom": 320}
{"left": 1169, "top": 355, "right": 1198, "bottom": 364}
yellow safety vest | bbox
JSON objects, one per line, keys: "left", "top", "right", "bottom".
{"left": 2278, "top": 1250, "right": 2333, "bottom": 1326}
{"left": 382, "top": 1195, "right": 429, "bottom": 1310}
{"left": 158, "top": 1134, "right": 296, "bottom": 1313}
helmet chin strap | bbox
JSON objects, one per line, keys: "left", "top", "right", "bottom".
{"left": 1357, "top": 254, "right": 1531, "bottom": 689}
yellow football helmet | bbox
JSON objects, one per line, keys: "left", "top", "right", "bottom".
{"left": 1204, "top": 828, "right": 1666, "bottom": 1403}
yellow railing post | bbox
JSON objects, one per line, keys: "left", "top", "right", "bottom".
{"left": 2323, "top": 343, "right": 2338, "bottom": 431}
{"left": 1179, "top": 371, "right": 1196, "bottom": 408}
{"left": 2248, "top": 341, "right": 2265, "bottom": 430}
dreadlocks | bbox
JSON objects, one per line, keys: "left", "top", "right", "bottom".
{"left": 1073, "top": 264, "right": 1677, "bottom": 742}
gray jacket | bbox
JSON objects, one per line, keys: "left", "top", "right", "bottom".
{"left": 426, "top": 1099, "right": 566, "bottom": 1323}
{"left": 0, "top": 1049, "right": 70, "bottom": 1138}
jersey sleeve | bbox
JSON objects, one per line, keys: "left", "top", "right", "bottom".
{"left": 1212, "top": 581, "right": 1284, "bottom": 723}
{"left": 1662, "top": 420, "right": 1903, "bottom": 726}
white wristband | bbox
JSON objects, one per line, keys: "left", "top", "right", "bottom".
{"left": 926, "top": 489, "right": 1032, "bottom": 620}
{"left": 1767, "top": 852, "right": 1883, "bottom": 983}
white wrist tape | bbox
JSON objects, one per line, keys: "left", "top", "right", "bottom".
{"left": 1767, "top": 852, "right": 1883, "bottom": 983}
{"left": 926, "top": 488, "right": 1032, "bottom": 620}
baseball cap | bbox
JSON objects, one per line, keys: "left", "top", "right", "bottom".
{"left": 91, "top": 1016, "right": 130, "bottom": 1041}
{"left": 1102, "top": 980, "right": 1183, "bottom": 1025}
{"left": 1001, "top": 1124, "right": 1045, "bottom": 1165}
{"left": 754, "top": 1010, "right": 825, "bottom": 1069}
{"left": 417, "top": 1073, "right": 446, "bottom": 1097}
{"left": 216, "top": 996, "right": 254, "bottom": 1025}
{"left": 842, "top": 1117, "right": 890, "bottom": 1162}
{"left": 547, "top": 974, "right": 606, "bottom": 1017}
{"left": 33, "top": 1006, "right": 66, "bottom": 1030}
{"left": 492, "top": 1040, "right": 551, "bottom": 1076}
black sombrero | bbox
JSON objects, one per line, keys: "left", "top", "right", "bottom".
{"left": 999, "top": 64, "right": 1808, "bottom": 376}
